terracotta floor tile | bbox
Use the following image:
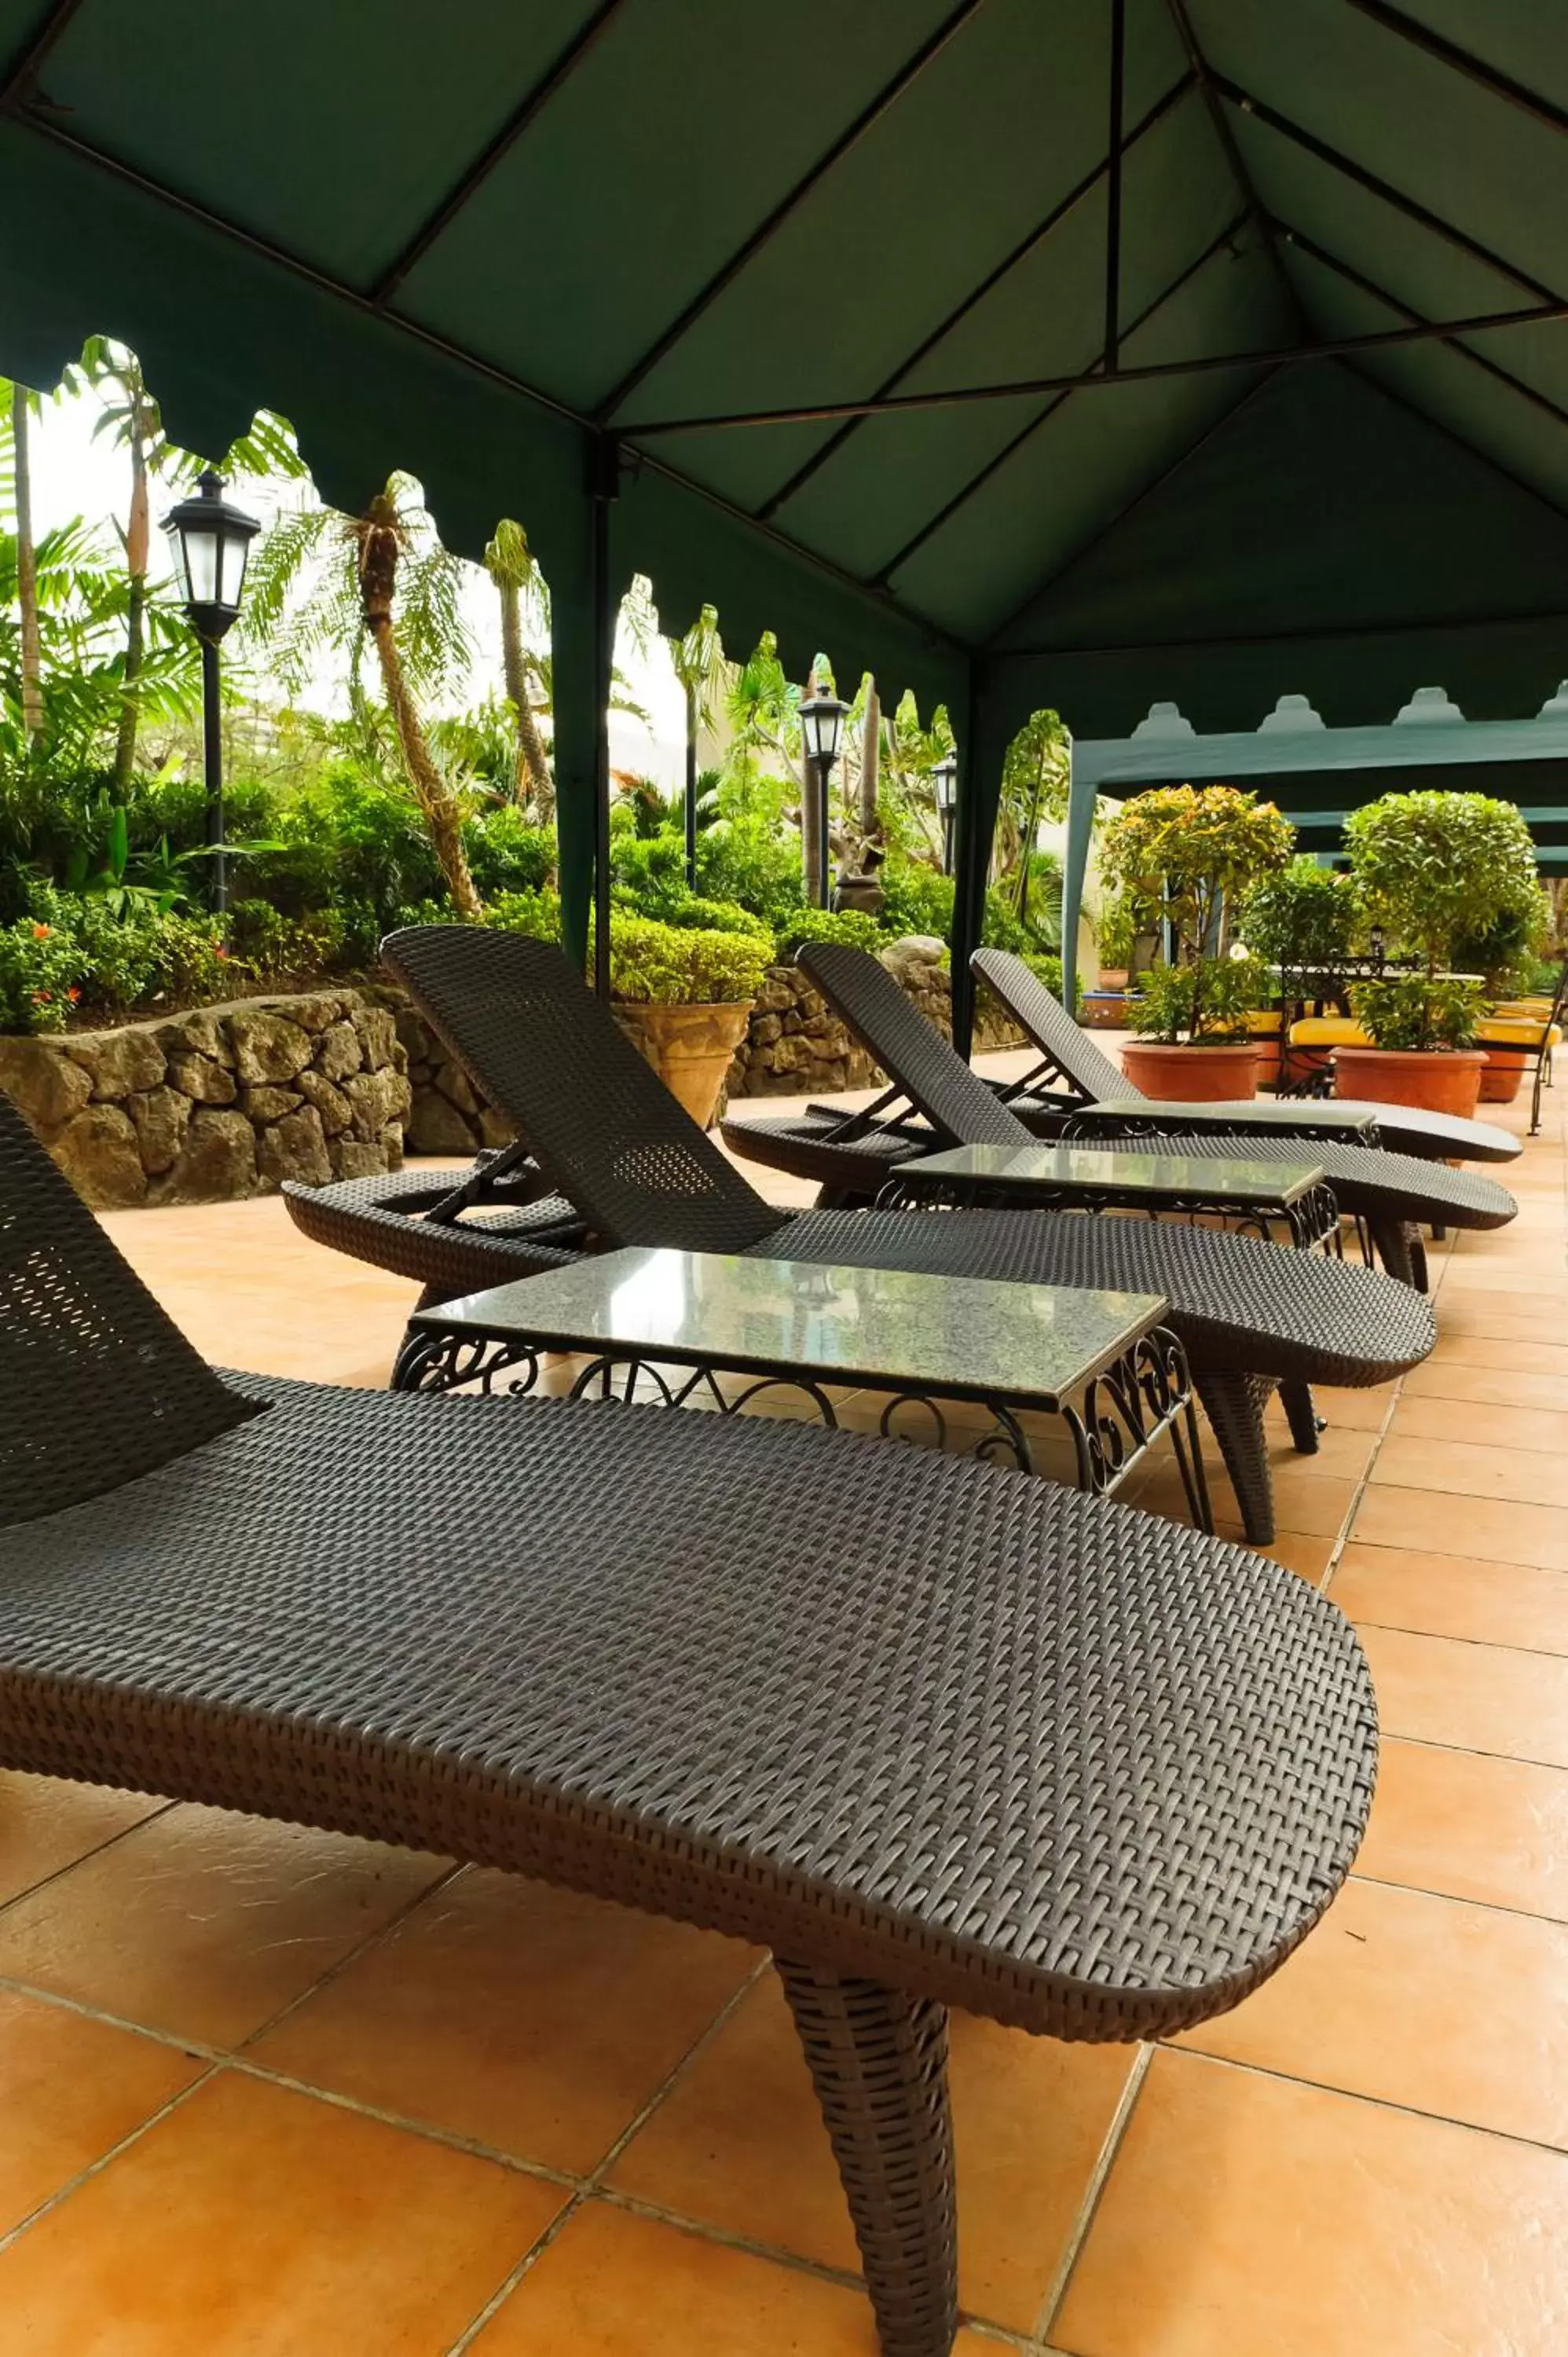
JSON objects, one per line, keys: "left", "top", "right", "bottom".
{"left": 1054, "top": 2049, "right": 1568, "bottom": 2357}
{"left": 1330, "top": 1540, "right": 1568, "bottom": 1651}
{"left": 1246, "top": 1529, "right": 1336, "bottom": 1582}
{"left": 609, "top": 1973, "right": 1134, "bottom": 2333}
{"left": 251, "top": 1867, "right": 757, "bottom": 2175}
{"left": 0, "top": 2068, "right": 562, "bottom": 2355}
{"left": 1373, "top": 1432, "right": 1568, "bottom": 1510}
{"left": 471, "top": 2200, "right": 881, "bottom": 2354}
{"left": 0, "top": 1802, "right": 449, "bottom": 2047}
{"left": 1429, "top": 1329, "right": 1568, "bottom": 1372}
{"left": 1358, "top": 1736, "right": 1568, "bottom": 1919}
{"left": 1351, "top": 1482, "right": 1568, "bottom": 1571}
{"left": 0, "top": 1772, "right": 166, "bottom": 1908}
{"left": 1390, "top": 1392, "right": 1568, "bottom": 1453}
{"left": 1403, "top": 1358, "right": 1568, "bottom": 1411}
{"left": 0, "top": 1989, "right": 203, "bottom": 2236}
{"left": 1178, "top": 1876, "right": 1568, "bottom": 2144}
{"left": 1361, "top": 1623, "right": 1568, "bottom": 1766}
{"left": 1306, "top": 1382, "right": 1396, "bottom": 1431}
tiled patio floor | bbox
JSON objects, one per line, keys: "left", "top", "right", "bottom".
{"left": 2, "top": 1049, "right": 1566, "bottom": 2352}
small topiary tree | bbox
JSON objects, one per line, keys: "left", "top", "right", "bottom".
{"left": 1098, "top": 783, "right": 1293, "bottom": 1043}
{"left": 1237, "top": 856, "right": 1359, "bottom": 970}
{"left": 1345, "top": 790, "right": 1539, "bottom": 1049}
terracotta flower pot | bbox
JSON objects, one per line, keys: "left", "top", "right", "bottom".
{"left": 1097, "top": 967, "right": 1130, "bottom": 992}
{"left": 1478, "top": 1047, "right": 1527, "bottom": 1104}
{"left": 611, "top": 999, "right": 753, "bottom": 1129}
{"left": 1120, "top": 1040, "right": 1260, "bottom": 1102}
{"left": 1332, "top": 1045, "right": 1487, "bottom": 1120}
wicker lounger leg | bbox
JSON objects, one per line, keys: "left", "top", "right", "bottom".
{"left": 1279, "top": 1378, "right": 1324, "bottom": 1455}
{"left": 1366, "top": 1215, "right": 1419, "bottom": 1288}
{"left": 775, "top": 1959, "right": 957, "bottom": 2357}
{"left": 1193, "top": 1370, "right": 1278, "bottom": 1545}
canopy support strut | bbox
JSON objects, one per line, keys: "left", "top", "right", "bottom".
{"left": 1105, "top": 0, "right": 1124, "bottom": 371}
{"left": 589, "top": 437, "right": 621, "bottom": 1000}
{"left": 1060, "top": 749, "right": 1096, "bottom": 1017}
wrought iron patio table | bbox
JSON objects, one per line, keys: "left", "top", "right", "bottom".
{"left": 397, "top": 1246, "right": 1213, "bottom": 1526}
{"left": 881, "top": 1143, "right": 1340, "bottom": 1252}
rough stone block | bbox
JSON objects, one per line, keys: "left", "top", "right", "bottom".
{"left": 240, "top": 1086, "right": 304, "bottom": 1124}
{"left": 127, "top": 1085, "right": 192, "bottom": 1176}
{"left": 335, "top": 1138, "right": 390, "bottom": 1180}
{"left": 164, "top": 1110, "right": 257, "bottom": 1203}
{"left": 343, "top": 1068, "right": 402, "bottom": 1141}
{"left": 68, "top": 1028, "right": 166, "bottom": 1100}
{"left": 354, "top": 1005, "right": 398, "bottom": 1072}
{"left": 296, "top": 1069, "right": 353, "bottom": 1135}
{"left": 315, "top": 1020, "right": 364, "bottom": 1080}
{"left": 155, "top": 1008, "right": 234, "bottom": 1067}
{"left": 0, "top": 1036, "right": 92, "bottom": 1133}
{"left": 405, "top": 1089, "right": 479, "bottom": 1157}
{"left": 436, "top": 1059, "right": 480, "bottom": 1115}
{"left": 229, "top": 1008, "right": 313, "bottom": 1083}
{"left": 257, "top": 1105, "right": 332, "bottom": 1188}
{"left": 167, "top": 1053, "right": 237, "bottom": 1105}
{"left": 53, "top": 1103, "right": 147, "bottom": 1207}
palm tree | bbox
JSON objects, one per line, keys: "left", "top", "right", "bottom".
{"left": 671, "top": 603, "right": 726, "bottom": 883}
{"left": 484, "top": 518, "right": 554, "bottom": 816}
{"left": 5, "top": 382, "right": 42, "bottom": 741}
{"left": 242, "top": 472, "right": 482, "bottom": 919}
{"left": 62, "top": 340, "right": 306, "bottom": 790}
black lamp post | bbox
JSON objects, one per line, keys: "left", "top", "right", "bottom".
{"left": 932, "top": 750, "right": 959, "bottom": 875}
{"left": 162, "top": 469, "right": 260, "bottom": 917}
{"left": 798, "top": 684, "right": 849, "bottom": 907}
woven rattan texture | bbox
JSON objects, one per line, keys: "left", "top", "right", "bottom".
{"left": 0, "top": 1363, "right": 1376, "bottom": 2040}
{"left": 799, "top": 943, "right": 1028, "bottom": 1146}
{"left": 971, "top": 947, "right": 1522, "bottom": 1165}
{"left": 760, "top": 1208, "right": 1434, "bottom": 1386}
{"left": 1053, "top": 1128, "right": 1516, "bottom": 1230}
{"left": 0, "top": 1091, "right": 262, "bottom": 1527}
{"left": 283, "top": 1168, "right": 581, "bottom": 1296}
{"left": 383, "top": 929, "right": 784, "bottom": 1254}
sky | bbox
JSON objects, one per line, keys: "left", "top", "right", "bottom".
{"left": 24, "top": 368, "right": 691, "bottom": 788}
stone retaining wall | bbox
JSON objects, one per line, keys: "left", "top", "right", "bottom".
{"left": 0, "top": 989, "right": 409, "bottom": 1209}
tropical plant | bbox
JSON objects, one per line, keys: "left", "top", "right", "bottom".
{"left": 996, "top": 709, "right": 1068, "bottom": 926}
{"left": 242, "top": 474, "right": 482, "bottom": 918}
{"left": 773, "top": 905, "right": 884, "bottom": 959}
{"left": 1352, "top": 970, "right": 1486, "bottom": 1054}
{"left": 1345, "top": 790, "right": 1540, "bottom": 1046}
{"left": 1237, "top": 856, "right": 1359, "bottom": 969}
{"left": 1099, "top": 783, "right": 1294, "bottom": 1043}
{"left": 603, "top": 915, "right": 772, "bottom": 1006}
{"left": 484, "top": 518, "right": 554, "bottom": 815}
{"left": 0, "top": 911, "right": 83, "bottom": 1031}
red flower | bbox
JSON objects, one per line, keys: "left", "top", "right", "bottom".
{"left": 31, "top": 922, "right": 49, "bottom": 939}
{"left": 214, "top": 944, "right": 229, "bottom": 959}
{"left": 66, "top": 986, "right": 81, "bottom": 1003}
{"left": 31, "top": 989, "right": 50, "bottom": 1004}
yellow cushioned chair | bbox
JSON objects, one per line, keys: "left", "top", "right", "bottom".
{"left": 1288, "top": 1016, "right": 1372, "bottom": 1050}
{"left": 1478, "top": 1017, "right": 1563, "bottom": 1048}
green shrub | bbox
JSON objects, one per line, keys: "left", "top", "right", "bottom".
{"left": 1345, "top": 791, "right": 1538, "bottom": 981}
{"left": 694, "top": 814, "right": 804, "bottom": 927}
{"left": 877, "top": 860, "right": 953, "bottom": 940}
{"left": 226, "top": 898, "right": 346, "bottom": 987}
{"left": 1020, "top": 951, "right": 1065, "bottom": 1001}
{"left": 773, "top": 906, "right": 884, "bottom": 959}
{"left": 1450, "top": 889, "right": 1549, "bottom": 995}
{"left": 0, "top": 914, "right": 85, "bottom": 1032}
{"left": 1352, "top": 971, "right": 1486, "bottom": 1053}
{"left": 246, "top": 765, "right": 443, "bottom": 940}
{"left": 654, "top": 894, "right": 770, "bottom": 937}
{"left": 1238, "top": 857, "right": 1358, "bottom": 967}
{"left": 465, "top": 808, "right": 557, "bottom": 899}
{"left": 606, "top": 916, "right": 772, "bottom": 1006}
{"left": 1128, "top": 955, "right": 1272, "bottom": 1045}
{"left": 1100, "top": 785, "right": 1294, "bottom": 1045}
{"left": 486, "top": 888, "right": 563, "bottom": 942}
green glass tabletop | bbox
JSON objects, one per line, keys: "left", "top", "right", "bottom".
{"left": 1087, "top": 1096, "right": 1376, "bottom": 1138}
{"left": 414, "top": 1248, "right": 1170, "bottom": 1406}
{"left": 898, "top": 1144, "right": 1328, "bottom": 1204}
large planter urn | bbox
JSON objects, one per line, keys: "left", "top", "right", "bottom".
{"left": 1478, "top": 1046, "right": 1527, "bottom": 1105}
{"left": 611, "top": 999, "right": 753, "bottom": 1129}
{"left": 1332, "top": 1045, "right": 1487, "bottom": 1120}
{"left": 1120, "top": 1040, "right": 1261, "bottom": 1102}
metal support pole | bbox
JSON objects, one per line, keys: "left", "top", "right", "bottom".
{"left": 949, "top": 675, "right": 984, "bottom": 1059}
{"left": 200, "top": 635, "right": 225, "bottom": 918}
{"left": 940, "top": 805, "right": 956, "bottom": 877}
{"left": 818, "top": 756, "right": 834, "bottom": 907}
{"left": 589, "top": 438, "right": 620, "bottom": 999}
{"left": 1105, "top": 0, "right": 1125, "bottom": 372}
{"left": 683, "top": 686, "right": 698, "bottom": 889}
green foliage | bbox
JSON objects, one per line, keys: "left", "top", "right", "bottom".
{"left": 1450, "top": 886, "right": 1549, "bottom": 995}
{"left": 0, "top": 912, "right": 83, "bottom": 1032}
{"left": 1352, "top": 971, "right": 1486, "bottom": 1053}
{"left": 1101, "top": 786, "right": 1295, "bottom": 955}
{"left": 604, "top": 916, "right": 773, "bottom": 1006}
{"left": 1237, "top": 857, "right": 1359, "bottom": 967}
{"left": 1345, "top": 791, "right": 1539, "bottom": 980}
{"left": 463, "top": 808, "right": 556, "bottom": 899}
{"left": 1019, "top": 951, "right": 1065, "bottom": 1002}
{"left": 773, "top": 906, "right": 884, "bottom": 959}
{"left": 1128, "top": 955, "right": 1272, "bottom": 1047}
{"left": 877, "top": 859, "right": 953, "bottom": 941}
{"left": 486, "top": 887, "right": 563, "bottom": 942}
{"left": 693, "top": 808, "right": 804, "bottom": 928}
{"left": 225, "top": 897, "right": 346, "bottom": 987}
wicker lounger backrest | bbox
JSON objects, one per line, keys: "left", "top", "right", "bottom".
{"left": 970, "top": 948, "right": 1130, "bottom": 1105}
{"left": 383, "top": 928, "right": 788, "bottom": 1254}
{"left": 0, "top": 1091, "right": 262, "bottom": 1527}
{"left": 797, "top": 943, "right": 1033, "bottom": 1147}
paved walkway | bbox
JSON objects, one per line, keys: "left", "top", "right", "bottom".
{"left": 1, "top": 1051, "right": 1563, "bottom": 2352}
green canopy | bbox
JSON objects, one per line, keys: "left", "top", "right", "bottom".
{"left": 0, "top": 0, "right": 1564, "bottom": 1034}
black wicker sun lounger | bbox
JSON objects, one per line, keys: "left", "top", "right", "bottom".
{"left": 972, "top": 945, "right": 1524, "bottom": 1166}
{"left": 285, "top": 929, "right": 1436, "bottom": 1545}
{"left": 720, "top": 943, "right": 1516, "bottom": 1291}
{"left": 2, "top": 1087, "right": 1376, "bottom": 2357}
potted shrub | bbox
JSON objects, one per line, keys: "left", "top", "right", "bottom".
{"left": 1452, "top": 885, "right": 1550, "bottom": 1103}
{"left": 1098, "top": 784, "right": 1293, "bottom": 1099}
{"left": 604, "top": 915, "right": 772, "bottom": 1127}
{"left": 1236, "top": 856, "right": 1360, "bottom": 1084}
{"left": 1343, "top": 791, "right": 1539, "bottom": 1119}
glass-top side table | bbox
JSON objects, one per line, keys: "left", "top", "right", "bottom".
{"left": 397, "top": 1247, "right": 1213, "bottom": 1527}
{"left": 881, "top": 1142, "right": 1339, "bottom": 1249}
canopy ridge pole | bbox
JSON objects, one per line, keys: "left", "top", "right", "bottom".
{"left": 628, "top": 288, "right": 1568, "bottom": 438}
{"left": 1340, "top": 0, "right": 1568, "bottom": 141}
{"left": 979, "top": 366, "right": 1284, "bottom": 651}
{"left": 1160, "top": 0, "right": 1304, "bottom": 330}
{"left": 369, "top": 0, "right": 632, "bottom": 305}
{"left": 872, "top": 214, "right": 1249, "bottom": 585}
{"left": 589, "top": 434, "right": 621, "bottom": 1001}
{"left": 755, "top": 70, "right": 1195, "bottom": 524}
{"left": 1209, "top": 77, "right": 1560, "bottom": 307}
{"left": 1280, "top": 221, "right": 1568, "bottom": 438}
{"left": 1105, "top": 0, "right": 1126, "bottom": 372}
{"left": 0, "top": 0, "right": 86, "bottom": 108}
{"left": 592, "top": 0, "right": 989, "bottom": 424}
